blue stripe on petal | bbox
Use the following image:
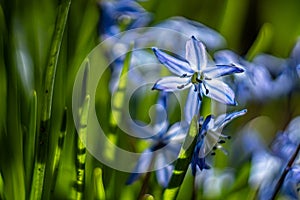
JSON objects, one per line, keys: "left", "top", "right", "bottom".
{"left": 199, "top": 115, "right": 213, "bottom": 137}
{"left": 296, "top": 64, "right": 300, "bottom": 77}
{"left": 153, "top": 92, "right": 169, "bottom": 137}
{"left": 126, "top": 149, "right": 153, "bottom": 184}
{"left": 203, "top": 64, "right": 244, "bottom": 78}
{"left": 184, "top": 87, "right": 201, "bottom": 123}
{"left": 203, "top": 79, "right": 237, "bottom": 105}
{"left": 186, "top": 36, "right": 207, "bottom": 71}
{"left": 214, "top": 109, "right": 247, "bottom": 129}
{"left": 152, "top": 76, "right": 191, "bottom": 92}
{"left": 152, "top": 47, "right": 194, "bottom": 76}
{"left": 155, "top": 154, "right": 173, "bottom": 187}
{"left": 163, "top": 122, "right": 187, "bottom": 141}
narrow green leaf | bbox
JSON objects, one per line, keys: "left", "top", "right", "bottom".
{"left": 24, "top": 90, "right": 37, "bottom": 193}
{"left": 106, "top": 44, "right": 133, "bottom": 199}
{"left": 218, "top": 0, "right": 250, "bottom": 49}
{"left": 0, "top": 172, "right": 4, "bottom": 200}
{"left": 30, "top": 0, "right": 71, "bottom": 199}
{"left": 50, "top": 107, "right": 68, "bottom": 195}
{"left": 76, "top": 95, "right": 90, "bottom": 200}
{"left": 163, "top": 116, "right": 198, "bottom": 200}
{"left": 105, "top": 46, "right": 132, "bottom": 159}
{"left": 246, "top": 23, "right": 273, "bottom": 61}
{"left": 93, "top": 168, "right": 106, "bottom": 200}
{"left": 109, "top": 43, "right": 133, "bottom": 127}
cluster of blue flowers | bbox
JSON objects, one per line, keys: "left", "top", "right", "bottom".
{"left": 98, "top": 0, "right": 300, "bottom": 198}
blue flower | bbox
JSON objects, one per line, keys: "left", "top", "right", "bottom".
{"left": 191, "top": 109, "right": 247, "bottom": 175}
{"left": 282, "top": 166, "right": 300, "bottom": 199}
{"left": 272, "top": 116, "right": 300, "bottom": 161}
{"left": 251, "top": 116, "right": 300, "bottom": 199}
{"left": 152, "top": 36, "right": 243, "bottom": 119}
{"left": 126, "top": 93, "right": 188, "bottom": 187}
{"left": 214, "top": 42, "right": 300, "bottom": 104}
{"left": 99, "top": 0, "right": 151, "bottom": 39}
{"left": 143, "top": 16, "right": 226, "bottom": 52}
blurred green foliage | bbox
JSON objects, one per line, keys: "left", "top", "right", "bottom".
{"left": 0, "top": 0, "right": 299, "bottom": 199}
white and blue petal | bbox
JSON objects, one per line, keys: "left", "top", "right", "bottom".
{"left": 152, "top": 47, "right": 194, "bottom": 76}
{"left": 203, "top": 64, "right": 244, "bottom": 78}
{"left": 184, "top": 87, "right": 201, "bottom": 124}
{"left": 126, "top": 149, "right": 153, "bottom": 184}
{"left": 163, "top": 121, "right": 188, "bottom": 142}
{"left": 152, "top": 76, "right": 191, "bottom": 92}
{"left": 155, "top": 153, "right": 174, "bottom": 188}
{"left": 203, "top": 79, "right": 237, "bottom": 106}
{"left": 297, "top": 64, "right": 300, "bottom": 78}
{"left": 186, "top": 36, "right": 207, "bottom": 71}
{"left": 213, "top": 109, "right": 247, "bottom": 129}
{"left": 153, "top": 92, "right": 169, "bottom": 137}
{"left": 156, "top": 165, "right": 173, "bottom": 188}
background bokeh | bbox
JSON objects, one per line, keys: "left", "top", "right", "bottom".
{"left": 0, "top": 0, "right": 299, "bottom": 199}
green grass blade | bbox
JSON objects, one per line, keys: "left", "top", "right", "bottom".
{"left": 106, "top": 45, "right": 133, "bottom": 199}
{"left": 24, "top": 90, "right": 37, "bottom": 194}
{"left": 163, "top": 116, "right": 198, "bottom": 200}
{"left": 50, "top": 107, "right": 68, "bottom": 196}
{"left": 93, "top": 168, "right": 106, "bottom": 200}
{"left": 75, "top": 95, "right": 90, "bottom": 200}
{"left": 0, "top": 172, "right": 4, "bottom": 200}
{"left": 29, "top": 1, "right": 71, "bottom": 199}
{"left": 246, "top": 23, "right": 273, "bottom": 61}
{"left": 74, "top": 58, "right": 90, "bottom": 200}
{"left": 105, "top": 43, "right": 132, "bottom": 160}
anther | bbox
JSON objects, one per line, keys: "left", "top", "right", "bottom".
{"left": 218, "top": 139, "right": 226, "bottom": 144}
{"left": 177, "top": 85, "right": 185, "bottom": 89}
{"left": 181, "top": 74, "right": 187, "bottom": 78}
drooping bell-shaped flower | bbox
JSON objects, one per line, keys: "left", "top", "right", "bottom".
{"left": 191, "top": 109, "right": 247, "bottom": 175}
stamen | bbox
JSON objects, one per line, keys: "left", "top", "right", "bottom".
{"left": 194, "top": 84, "right": 197, "bottom": 92}
{"left": 177, "top": 81, "right": 191, "bottom": 89}
{"left": 202, "top": 83, "right": 209, "bottom": 95}
{"left": 177, "top": 85, "right": 185, "bottom": 89}
{"left": 198, "top": 91, "right": 202, "bottom": 101}
{"left": 181, "top": 73, "right": 187, "bottom": 78}
{"left": 218, "top": 139, "right": 226, "bottom": 144}
{"left": 196, "top": 78, "right": 202, "bottom": 83}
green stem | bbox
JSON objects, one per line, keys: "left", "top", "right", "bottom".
{"left": 29, "top": 1, "right": 71, "bottom": 199}
{"left": 163, "top": 117, "right": 199, "bottom": 200}
{"left": 138, "top": 172, "right": 152, "bottom": 200}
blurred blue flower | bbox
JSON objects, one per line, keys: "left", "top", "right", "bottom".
{"left": 282, "top": 165, "right": 300, "bottom": 199}
{"left": 272, "top": 116, "right": 300, "bottom": 162}
{"left": 126, "top": 93, "right": 188, "bottom": 187}
{"left": 98, "top": 0, "right": 151, "bottom": 39}
{"left": 214, "top": 50, "right": 274, "bottom": 103}
{"left": 143, "top": 16, "right": 226, "bottom": 53}
{"left": 214, "top": 40, "right": 300, "bottom": 104}
{"left": 152, "top": 36, "right": 243, "bottom": 120}
{"left": 191, "top": 109, "right": 247, "bottom": 175}
{"left": 252, "top": 116, "right": 300, "bottom": 199}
